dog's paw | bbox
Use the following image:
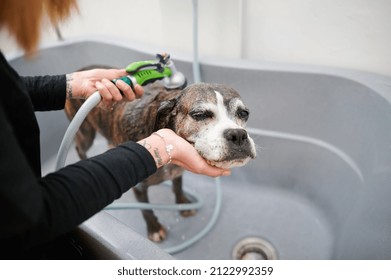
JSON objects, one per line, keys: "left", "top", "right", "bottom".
{"left": 180, "top": 209, "right": 197, "bottom": 217}
{"left": 177, "top": 196, "right": 197, "bottom": 217}
{"left": 148, "top": 227, "right": 167, "bottom": 243}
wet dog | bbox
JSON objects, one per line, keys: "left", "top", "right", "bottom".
{"left": 65, "top": 81, "right": 256, "bottom": 242}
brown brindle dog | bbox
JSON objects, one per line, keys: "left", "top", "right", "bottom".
{"left": 65, "top": 80, "right": 256, "bottom": 242}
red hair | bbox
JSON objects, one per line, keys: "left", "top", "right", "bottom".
{"left": 0, "top": 0, "right": 78, "bottom": 54}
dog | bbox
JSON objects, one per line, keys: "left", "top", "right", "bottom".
{"left": 65, "top": 79, "right": 256, "bottom": 242}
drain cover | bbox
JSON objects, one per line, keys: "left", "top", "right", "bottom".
{"left": 232, "top": 237, "right": 278, "bottom": 260}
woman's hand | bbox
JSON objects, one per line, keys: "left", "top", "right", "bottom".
{"left": 66, "top": 68, "right": 144, "bottom": 109}
{"left": 138, "top": 129, "right": 231, "bottom": 177}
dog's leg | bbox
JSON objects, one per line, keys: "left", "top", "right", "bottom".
{"left": 133, "top": 183, "right": 167, "bottom": 242}
{"left": 172, "top": 176, "right": 197, "bottom": 217}
{"left": 74, "top": 121, "right": 96, "bottom": 160}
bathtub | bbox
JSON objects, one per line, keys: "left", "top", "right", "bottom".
{"left": 9, "top": 38, "right": 391, "bottom": 259}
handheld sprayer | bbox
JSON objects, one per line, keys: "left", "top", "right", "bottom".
{"left": 112, "top": 53, "right": 186, "bottom": 91}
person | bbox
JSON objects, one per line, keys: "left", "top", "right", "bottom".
{"left": 0, "top": 0, "right": 230, "bottom": 259}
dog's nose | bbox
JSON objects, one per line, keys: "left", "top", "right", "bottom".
{"left": 224, "top": 128, "right": 248, "bottom": 146}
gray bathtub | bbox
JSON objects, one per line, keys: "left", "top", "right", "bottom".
{"left": 9, "top": 38, "right": 391, "bottom": 259}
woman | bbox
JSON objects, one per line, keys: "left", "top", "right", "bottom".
{"left": 0, "top": 0, "right": 230, "bottom": 258}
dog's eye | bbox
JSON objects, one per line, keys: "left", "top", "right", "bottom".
{"left": 237, "top": 109, "right": 249, "bottom": 120}
{"left": 190, "top": 110, "right": 214, "bottom": 121}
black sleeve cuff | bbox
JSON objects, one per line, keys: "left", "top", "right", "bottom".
{"left": 21, "top": 75, "right": 66, "bottom": 111}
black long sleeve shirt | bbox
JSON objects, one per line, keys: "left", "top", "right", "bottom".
{"left": 0, "top": 51, "right": 157, "bottom": 258}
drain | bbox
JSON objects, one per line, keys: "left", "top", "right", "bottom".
{"left": 232, "top": 237, "right": 278, "bottom": 260}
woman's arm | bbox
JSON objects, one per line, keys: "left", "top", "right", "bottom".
{"left": 0, "top": 98, "right": 157, "bottom": 252}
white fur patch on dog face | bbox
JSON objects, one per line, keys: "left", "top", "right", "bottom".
{"left": 187, "top": 90, "right": 256, "bottom": 168}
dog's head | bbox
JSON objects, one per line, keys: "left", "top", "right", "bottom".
{"left": 155, "top": 83, "right": 256, "bottom": 168}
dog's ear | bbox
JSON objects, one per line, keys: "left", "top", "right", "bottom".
{"left": 153, "top": 96, "right": 180, "bottom": 131}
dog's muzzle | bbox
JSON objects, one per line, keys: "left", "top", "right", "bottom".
{"left": 202, "top": 128, "right": 256, "bottom": 169}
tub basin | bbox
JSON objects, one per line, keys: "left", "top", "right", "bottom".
{"left": 9, "top": 38, "right": 391, "bottom": 259}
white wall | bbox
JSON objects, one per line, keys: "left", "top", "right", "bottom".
{"left": 1, "top": 0, "right": 391, "bottom": 76}
{"left": 241, "top": 0, "right": 391, "bottom": 77}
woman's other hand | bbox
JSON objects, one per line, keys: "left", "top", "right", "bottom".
{"left": 138, "top": 129, "right": 231, "bottom": 177}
